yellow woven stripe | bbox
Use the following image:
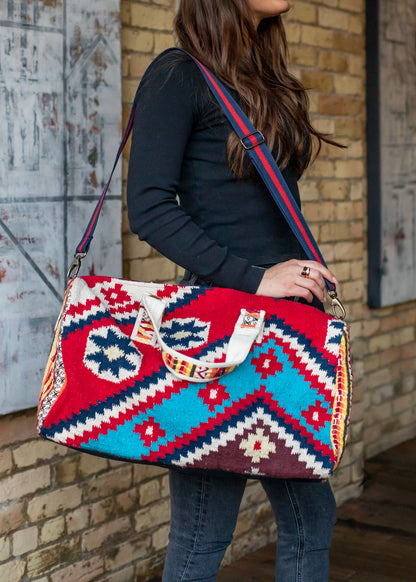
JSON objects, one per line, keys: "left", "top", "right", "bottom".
{"left": 133, "top": 329, "right": 154, "bottom": 345}
{"left": 38, "top": 284, "right": 71, "bottom": 413}
{"left": 40, "top": 369, "right": 54, "bottom": 400}
{"left": 163, "top": 351, "right": 235, "bottom": 381}
{"left": 331, "top": 330, "right": 353, "bottom": 468}
{"left": 132, "top": 318, "right": 155, "bottom": 346}
{"left": 38, "top": 313, "right": 63, "bottom": 405}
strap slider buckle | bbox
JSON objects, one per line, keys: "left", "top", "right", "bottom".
{"left": 240, "top": 130, "right": 265, "bottom": 150}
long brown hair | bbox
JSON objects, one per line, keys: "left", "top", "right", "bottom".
{"left": 175, "top": 0, "right": 340, "bottom": 177}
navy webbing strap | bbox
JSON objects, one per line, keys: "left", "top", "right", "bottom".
{"left": 73, "top": 48, "right": 336, "bottom": 295}
{"left": 74, "top": 103, "right": 136, "bottom": 258}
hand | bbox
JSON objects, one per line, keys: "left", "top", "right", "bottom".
{"left": 256, "top": 259, "right": 338, "bottom": 303}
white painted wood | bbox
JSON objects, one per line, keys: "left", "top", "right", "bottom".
{"left": 0, "top": 0, "right": 122, "bottom": 414}
{"left": 379, "top": 0, "right": 416, "bottom": 305}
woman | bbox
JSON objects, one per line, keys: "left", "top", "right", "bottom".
{"left": 127, "top": 1, "right": 340, "bottom": 580}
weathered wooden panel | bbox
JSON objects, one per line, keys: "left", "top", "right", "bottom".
{"left": 368, "top": 0, "right": 416, "bottom": 306}
{"left": 0, "top": 0, "right": 121, "bottom": 414}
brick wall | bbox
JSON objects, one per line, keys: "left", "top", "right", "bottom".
{"left": 0, "top": 410, "right": 272, "bottom": 582}
{"left": 0, "top": 1, "right": 415, "bottom": 581}
{"left": 285, "top": 0, "right": 368, "bottom": 504}
{"left": 284, "top": 0, "right": 416, "bottom": 464}
{"left": 121, "top": 0, "right": 183, "bottom": 286}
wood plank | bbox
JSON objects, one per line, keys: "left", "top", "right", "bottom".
{"left": 376, "top": 0, "right": 416, "bottom": 305}
{"left": 363, "top": 465, "right": 416, "bottom": 493}
{"left": 336, "top": 498, "right": 416, "bottom": 535}
{"left": 330, "top": 564, "right": 357, "bottom": 581}
{"left": 365, "top": 439, "right": 416, "bottom": 469}
{"left": 330, "top": 525, "right": 416, "bottom": 579}
{"left": 343, "top": 573, "right": 411, "bottom": 582}
{"left": 352, "top": 479, "right": 416, "bottom": 507}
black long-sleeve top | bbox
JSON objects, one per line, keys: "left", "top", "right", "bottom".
{"left": 127, "top": 50, "right": 307, "bottom": 294}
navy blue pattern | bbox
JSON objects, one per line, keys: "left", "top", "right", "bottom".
{"left": 160, "top": 318, "right": 209, "bottom": 350}
{"left": 40, "top": 366, "right": 171, "bottom": 438}
{"left": 85, "top": 329, "right": 137, "bottom": 378}
{"left": 163, "top": 287, "right": 208, "bottom": 315}
{"left": 62, "top": 313, "right": 136, "bottom": 340}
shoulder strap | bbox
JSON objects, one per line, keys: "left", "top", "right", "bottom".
{"left": 190, "top": 56, "right": 332, "bottom": 288}
{"left": 71, "top": 48, "right": 344, "bottom": 313}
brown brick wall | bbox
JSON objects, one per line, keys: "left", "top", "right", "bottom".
{"left": 0, "top": 1, "right": 415, "bottom": 581}
{"left": 121, "top": 0, "right": 182, "bottom": 286}
{"left": 0, "top": 408, "right": 274, "bottom": 581}
{"left": 285, "top": 0, "right": 368, "bottom": 504}
{"left": 284, "top": 0, "right": 416, "bottom": 466}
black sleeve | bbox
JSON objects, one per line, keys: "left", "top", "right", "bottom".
{"left": 126, "top": 51, "right": 264, "bottom": 294}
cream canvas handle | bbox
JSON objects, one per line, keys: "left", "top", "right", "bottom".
{"left": 142, "top": 294, "right": 265, "bottom": 383}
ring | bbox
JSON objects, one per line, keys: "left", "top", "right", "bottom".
{"left": 301, "top": 266, "right": 311, "bottom": 278}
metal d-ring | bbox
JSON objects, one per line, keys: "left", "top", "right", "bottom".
{"left": 67, "top": 252, "right": 87, "bottom": 281}
{"left": 327, "top": 290, "right": 347, "bottom": 320}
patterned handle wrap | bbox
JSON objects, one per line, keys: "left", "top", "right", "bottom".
{"left": 141, "top": 295, "right": 266, "bottom": 383}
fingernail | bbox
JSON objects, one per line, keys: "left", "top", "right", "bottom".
{"left": 333, "top": 277, "right": 339, "bottom": 285}
{"left": 323, "top": 297, "right": 327, "bottom": 303}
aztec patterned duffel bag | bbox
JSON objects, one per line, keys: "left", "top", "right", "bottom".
{"left": 37, "top": 276, "right": 352, "bottom": 479}
{"left": 36, "top": 51, "right": 352, "bottom": 478}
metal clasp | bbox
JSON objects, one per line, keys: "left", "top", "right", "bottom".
{"left": 327, "top": 290, "right": 347, "bottom": 320}
{"left": 67, "top": 252, "right": 87, "bottom": 281}
{"left": 240, "top": 130, "right": 265, "bottom": 150}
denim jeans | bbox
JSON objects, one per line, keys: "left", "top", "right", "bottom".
{"left": 162, "top": 469, "right": 336, "bottom": 582}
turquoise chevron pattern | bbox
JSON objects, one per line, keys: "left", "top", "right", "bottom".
{"left": 38, "top": 277, "right": 352, "bottom": 479}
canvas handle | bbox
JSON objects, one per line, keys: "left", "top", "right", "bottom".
{"left": 142, "top": 295, "right": 265, "bottom": 383}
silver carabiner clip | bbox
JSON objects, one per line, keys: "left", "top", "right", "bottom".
{"left": 67, "top": 252, "right": 87, "bottom": 281}
{"left": 327, "top": 290, "right": 347, "bottom": 320}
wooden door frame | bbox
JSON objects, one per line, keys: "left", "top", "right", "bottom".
{"left": 366, "top": 0, "right": 382, "bottom": 308}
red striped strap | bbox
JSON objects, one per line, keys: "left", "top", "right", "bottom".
{"left": 72, "top": 48, "right": 336, "bottom": 296}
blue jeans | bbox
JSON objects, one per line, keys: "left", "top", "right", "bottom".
{"left": 162, "top": 470, "right": 336, "bottom": 582}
